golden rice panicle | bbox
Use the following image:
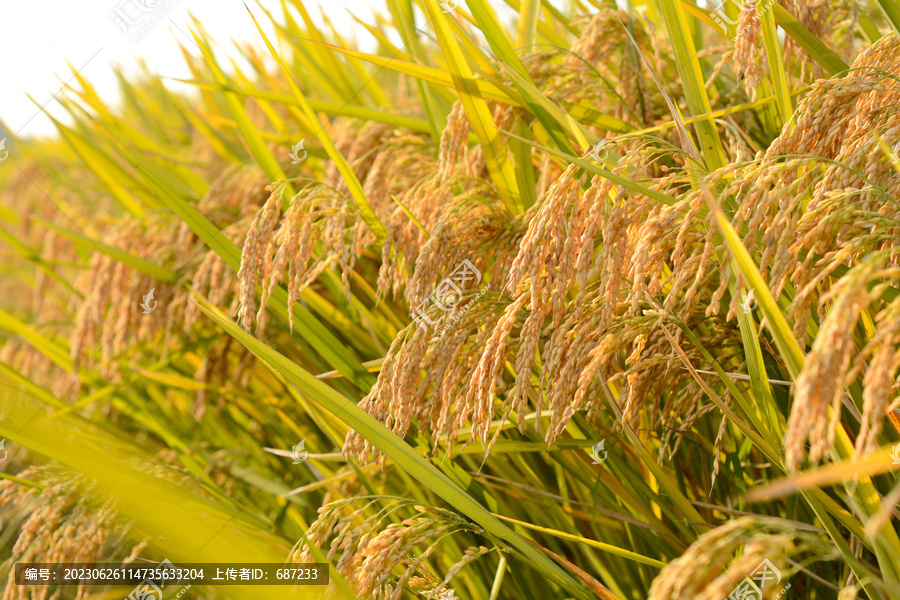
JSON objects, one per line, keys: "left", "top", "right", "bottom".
{"left": 238, "top": 118, "right": 445, "bottom": 328}
{"left": 694, "top": 537, "right": 791, "bottom": 600}
{"left": 784, "top": 0, "right": 853, "bottom": 75}
{"left": 723, "top": 34, "right": 900, "bottom": 346}
{"left": 733, "top": 0, "right": 853, "bottom": 91}
{"left": 359, "top": 126, "right": 435, "bottom": 224}
{"left": 648, "top": 519, "right": 748, "bottom": 599}
{"left": 417, "top": 298, "right": 506, "bottom": 454}
{"left": 353, "top": 134, "right": 720, "bottom": 455}
{"left": 324, "top": 120, "right": 395, "bottom": 197}
{"left": 405, "top": 191, "right": 513, "bottom": 309}
{"left": 65, "top": 202, "right": 235, "bottom": 382}
{"left": 0, "top": 467, "right": 137, "bottom": 600}
{"left": 566, "top": 11, "right": 629, "bottom": 68}
{"left": 236, "top": 183, "right": 283, "bottom": 331}
{"left": 734, "top": 36, "right": 900, "bottom": 469}
{"left": 376, "top": 178, "right": 452, "bottom": 300}
{"left": 733, "top": 12, "right": 764, "bottom": 90}
{"left": 552, "top": 10, "right": 660, "bottom": 126}
{"left": 437, "top": 101, "right": 470, "bottom": 184}
{"left": 854, "top": 295, "right": 900, "bottom": 455}
{"left": 648, "top": 517, "right": 800, "bottom": 600}
{"left": 371, "top": 139, "right": 445, "bottom": 300}
{"left": 360, "top": 196, "right": 518, "bottom": 440}
{"left": 70, "top": 251, "right": 113, "bottom": 373}
{"left": 402, "top": 99, "right": 518, "bottom": 308}
{"left": 533, "top": 154, "right": 697, "bottom": 443}
{"left": 251, "top": 185, "right": 356, "bottom": 332}
{"left": 32, "top": 228, "right": 72, "bottom": 320}
{"left": 291, "top": 500, "right": 484, "bottom": 599}
{"left": 463, "top": 292, "right": 528, "bottom": 445}
{"left": 785, "top": 264, "right": 879, "bottom": 470}
{"left": 344, "top": 333, "right": 406, "bottom": 464}
{"left": 479, "top": 164, "right": 582, "bottom": 433}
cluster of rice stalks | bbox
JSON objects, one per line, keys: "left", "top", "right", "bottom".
{"left": 1, "top": 0, "right": 900, "bottom": 598}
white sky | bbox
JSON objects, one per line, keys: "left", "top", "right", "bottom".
{"left": 0, "top": 0, "right": 385, "bottom": 139}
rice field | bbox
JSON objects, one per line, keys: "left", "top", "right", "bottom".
{"left": 1, "top": 0, "right": 900, "bottom": 599}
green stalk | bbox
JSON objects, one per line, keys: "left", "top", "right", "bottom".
{"left": 489, "top": 554, "right": 508, "bottom": 600}
{"left": 657, "top": 0, "right": 728, "bottom": 171}
{"left": 757, "top": 1, "right": 793, "bottom": 126}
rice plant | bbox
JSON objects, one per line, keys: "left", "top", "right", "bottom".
{"left": 1, "top": 0, "right": 900, "bottom": 598}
